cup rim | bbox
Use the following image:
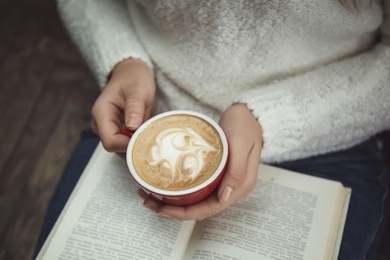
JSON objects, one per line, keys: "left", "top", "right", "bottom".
{"left": 126, "top": 110, "right": 228, "bottom": 196}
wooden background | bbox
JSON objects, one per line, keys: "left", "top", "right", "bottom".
{"left": 0, "top": 0, "right": 99, "bottom": 259}
{"left": 0, "top": 1, "right": 389, "bottom": 260}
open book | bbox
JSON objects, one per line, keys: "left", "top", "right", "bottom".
{"left": 37, "top": 143, "right": 351, "bottom": 260}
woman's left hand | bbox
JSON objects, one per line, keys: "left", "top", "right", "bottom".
{"left": 139, "top": 103, "right": 263, "bottom": 220}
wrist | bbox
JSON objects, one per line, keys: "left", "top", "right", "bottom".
{"left": 117, "top": 57, "right": 146, "bottom": 67}
{"left": 108, "top": 57, "right": 150, "bottom": 82}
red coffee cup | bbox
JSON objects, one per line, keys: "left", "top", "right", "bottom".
{"left": 125, "top": 110, "right": 229, "bottom": 206}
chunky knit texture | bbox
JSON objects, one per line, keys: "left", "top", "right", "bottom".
{"left": 58, "top": 0, "right": 390, "bottom": 163}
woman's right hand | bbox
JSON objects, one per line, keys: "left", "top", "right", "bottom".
{"left": 91, "top": 58, "right": 156, "bottom": 153}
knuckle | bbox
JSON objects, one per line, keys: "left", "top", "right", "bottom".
{"left": 91, "top": 102, "right": 101, "bottom": 118}
{"left": 125, "top": 97, "right": 147, "bottom": 113}
{"left": 227, "top": 166, "right": 246, "bottom": 186}
{"left": 101, "top": 139, "right": 117, "bottom": 152}
{"left": 202, "top": 202, "right": 220, "bottom": 220}
{"left": 91, "top": 105, "right": 97, "bottom": 117}
{"left": 126, "top": 96, "right": 145, "bottom": 107}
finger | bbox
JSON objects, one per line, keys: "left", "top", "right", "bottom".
{"left": 91, "top": 118, "right": 98, "bottom": 135}
{"left": 92, "top": 99, "right": 130, "bottom": 152}
{"left": 137, "top": 188, "right": 149, "bottom": 200}
{"left": 115, "top": 152, "right": 127, "bottom": 160}
{"left": 247, "top": 142, "right": 262, "bottom": 179}
{"left": 124, "top": 96, "right": 146, "bottom": 130}
{"left": 151, "top": 194, "right": 227, "bottom": 221}
{"left": 138, "top": 188, "right": 227, "bottom": 221}
{"left": 137, "top": 189, "right": 165, "bottom": 213}
{"left": 217, "top": 135, "right": 253, "bottom": 205}
{"left": 157, "top": 143, "right": 261, "bottom": 221}
{"left": 233, "top": 141, "right": 261, "bottom": 199}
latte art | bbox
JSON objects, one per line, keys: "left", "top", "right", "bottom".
{"left": 131, "top": 114, "right": 223, "bottom": 191}
{"left": 149, "top": 127, "right": 217, "bottom": 186}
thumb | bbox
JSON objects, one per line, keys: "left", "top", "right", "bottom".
{"left": 217, "top": 139, "right": 249, "bottom": 205}
{"left": 124, "top": 96, "right": 146, "bottom": 131}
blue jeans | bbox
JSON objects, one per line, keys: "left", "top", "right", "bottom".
{"left": 33, "top": 130, "right": 389, "bottom": 260}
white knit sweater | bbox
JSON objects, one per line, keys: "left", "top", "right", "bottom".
{"left": 57, "top": 0, "right": 390, "bottom": 163}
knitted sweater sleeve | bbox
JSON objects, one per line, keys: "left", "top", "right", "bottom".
{"left": 235, "top": 3, "right": 390, "bottom": 163}
{"left": 56, "top": 0, "right": 153, "bottom": 88}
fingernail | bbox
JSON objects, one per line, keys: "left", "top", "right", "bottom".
{"left": 220, "top": 186, "right": 233, "bottom": 204}
{"left": 159, "top": 212, "right": 172, "bottom": 219}
{"left": 127, "top": 113, "right": 140, "bottom": 129}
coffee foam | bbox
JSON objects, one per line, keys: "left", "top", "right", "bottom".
{"left": 132, "top": 114, "right": 223, "bottom": 190}
{"left": 150, "top": 127, "right": 216, "bottom": 182}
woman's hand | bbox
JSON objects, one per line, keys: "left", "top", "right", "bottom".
{"left": 140, "top": 103, "right": 263, "bottom": 220}
{"left": 91, "top": 58, "right": 156, "bottom": 153}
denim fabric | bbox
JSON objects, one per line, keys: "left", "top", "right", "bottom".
{"left": 33, "top": 130, "right": 389, "bottom": 260}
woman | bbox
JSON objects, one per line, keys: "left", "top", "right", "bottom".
{"left": 50, "top": 0, "right": 389, "bottom": 258}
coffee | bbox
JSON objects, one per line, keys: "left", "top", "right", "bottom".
{"left": 131, "top": 114, "right": 223, "bottom": 191}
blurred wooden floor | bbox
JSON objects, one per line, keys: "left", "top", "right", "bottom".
{"left": 0, "top": 0, "right": 99, "bottom": 259}
{"left": 0, "top": 1, "right": 389, "bottom": 260}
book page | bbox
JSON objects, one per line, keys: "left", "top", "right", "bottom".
{"left": 38, "top": 144, "right": 196, "bottom": 260}
{"left": 332, "top": 187, "right": 351, "bottom": 260}
{"left": 184, "top": 164, "right": 349, "bottom": 260}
